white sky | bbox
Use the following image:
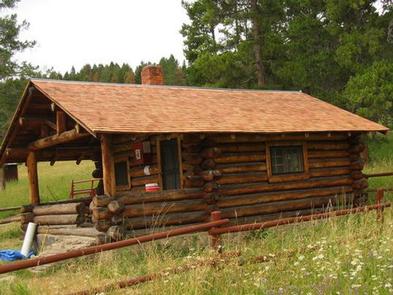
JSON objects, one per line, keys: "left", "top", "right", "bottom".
{"left": 12, "top": 0, "right": 188, "bottom": 74}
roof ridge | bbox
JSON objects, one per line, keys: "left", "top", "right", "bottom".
{"left": 31, "top": 78, "right": 302, "bottom": 94}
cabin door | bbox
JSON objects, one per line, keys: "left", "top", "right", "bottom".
{"left": 160, "top": 139, "right": 180, "bottom": 190}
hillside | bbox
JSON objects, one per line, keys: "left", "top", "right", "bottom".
{"left": 0, "top": 133, "right": 391, "bottom": 294}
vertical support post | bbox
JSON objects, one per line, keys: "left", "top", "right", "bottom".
{"left": 56, "top": 111, "right": 67, "bottom": 135}
{"left": 26, "top": 151, "right": 40, "bottom": 205}
{"left": 376, "top": 189, "right": 384, "bottom": 223}
{"left": 209, "top": 211, "right": 222, "bottom": 251}
{"left": 101, "top": 134, "right": 116, "bottom": 197}
{"left": 0, "top": 166, "right": 5, "bottom": 191}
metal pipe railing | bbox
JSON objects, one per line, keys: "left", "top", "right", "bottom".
{"left": 0, "top": 218, "right": 229, "bottom": 274}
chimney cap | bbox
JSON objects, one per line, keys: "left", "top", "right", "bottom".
{"left": 141, "top": 65, "right": 164, "bottom": 85}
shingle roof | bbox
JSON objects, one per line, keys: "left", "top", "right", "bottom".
{"left": 31, "top": 79, "right": 388, "bottom": 134}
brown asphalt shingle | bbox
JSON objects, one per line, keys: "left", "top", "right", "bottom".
{"left": 32, "top": 79, "right": 388, "bottom": 134}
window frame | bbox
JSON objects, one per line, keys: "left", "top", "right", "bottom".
{"left": 114, "top": 156, "right": 131, "bottom": 191}
{"left": 265, "top": 141, "right": 309, "bottom": 183}
{"left": 156, "top": 135, "right": 183, "bottom": 191}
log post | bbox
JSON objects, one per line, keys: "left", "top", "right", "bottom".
{"left": 56, "top": 111, "right": 67, "bottom": 135}
{"left": 0, "top": 166, "right": 5, "bottom": 191}
{"left": 27, "top": 151, "right": 40, "bottom": 205}
{"left": 209, "top": 211, "right": 222, "bottom": 251}
{"left": 101, "top": 134, "right": 116, "bottom": 197}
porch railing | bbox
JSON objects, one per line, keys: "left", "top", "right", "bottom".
{"left": 69, "top": 178, "right": 101, "bottom": 199}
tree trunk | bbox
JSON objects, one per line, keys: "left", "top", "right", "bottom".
{"left": 250, "top": 0, "right": 265, "bottom": 87}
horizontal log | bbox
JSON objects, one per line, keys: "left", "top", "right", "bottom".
{"left": 184, "top": 176, "right": 205, "bottom": 188}
{"left": 309, "top": 158, "right": 351, "bottom": 169}
{"left": 217, "top": 186, "right": 352, "bottom": 208}
{"left": 206, "top": 133, "right": 348, "bottom": 143}
{"left": 123, "top": 210, "right": 209, "bottom": 230}
{"left": 0, "top": 215, "right": 21, "bottom": 225}
{"left": 217, "top": 143, "right": 265, "bottom": 153}
{"left": 34, "top": 214, "right": 84, "bottom": 225}
{"left": 33, "top": 202, "right": 85, "bottom": 216}
{"left": 201, "top": 147, "right": 221, "bottom": 159}
{"left": 215, "top": 154, "right": 265, "bottom": 164}
{"left": 348, "top": 143, "right": 365, "bottom": 154}
{"left": 219, "top": 176, "right": 353, "bottom": 196}
{"left": 131, "top": 175, "right": 159, "bottom": 187}
{"left": 220, "top": 195, "right": 339, "bottom": 219}
{"left": 28, "top": 128, "right": 90, "bottom": 151}
{"left": 182, "top": 153, "right": 203, "bottom": 165}
{"left": 129, "top": 165, "right": 159, "bottom": 178}
{"left": 217, "top": 172, "right": 268, "bottom": 185}
{"left": 351, "top": 160, "right": 365, "bottom": 170}
{"left": 351, "top": 170, "right": 364, "bottom": 180}
{"left": 352, "top": 179, "right": 368, "bottom": 190}
{"left": 199, "top": 170, "right": 222, "bottom": 182}
{"left": 309, "top": 167, "right": 352, "bottom": 178}
{"left": 5, "top": 147, "right": 100, "bottom": 163}
{"left": 122, "top": 199, "right": 208, "bottom": 218}
{"left": 308, "top": 150, "right": 349, "bottom": 159}
{"left": 229, "top": 208, "right": 324, "bottom": 225}
{"left": 37, "top": 225, "right": 104, "bottom": 237}
{"left": 217, "top": 163, "right": 267, "bottom": 174}
{"left": 116, "top": 189, "right": 206, "bottom": 205}
{"left": 201, "top": 159, "right": 216, "bottom": 170}
{"left": 308, "top": 142, "right": 349, "bottom": 151}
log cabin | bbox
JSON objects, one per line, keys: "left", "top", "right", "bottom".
{"left": 0, "top": 65, "right": 389, "bottom": 244}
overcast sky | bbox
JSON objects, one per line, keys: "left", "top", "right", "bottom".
{"left": 12, "top": 0, "right": 188, "bottom": 73}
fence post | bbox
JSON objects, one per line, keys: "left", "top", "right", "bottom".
{"left": 209, "top": 211, "right": 222, "bottom": 251}
{"left": 376, "top": 189, "right": 385, "bottom": 223}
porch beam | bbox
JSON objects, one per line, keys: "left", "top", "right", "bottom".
{"left": 28, "top": 128, "right": 90, "bottom": 151}
{"left": 27, "top": 151, "right": 40, "bottom": 205}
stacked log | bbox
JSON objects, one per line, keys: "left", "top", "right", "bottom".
{"left": 32, "top": 202, "right": 86, "bottom": 225}
{"left": 206, "top": 133, "right": 353, "bottom": 223}
{"left": 91, "top": 190, "right": 210, "bottom": 240}
{"left": 348, "top": 134, "right": 368, "bottom": 205}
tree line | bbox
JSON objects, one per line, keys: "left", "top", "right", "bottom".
{"left": 0, "top": 0, "right": 392, "bottom": 141}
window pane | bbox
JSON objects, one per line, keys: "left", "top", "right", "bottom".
{"left": 115, "top": 161, "right": 129, "bottom": 187}
{"left": 160, "top": 139, "right": 180, "bottom": 190}
{"left": 270, "top": 146, "right": 304, "bottom": 175}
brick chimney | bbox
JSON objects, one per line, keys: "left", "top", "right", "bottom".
{"left": 141, "top": 65, "right": 164, "bottom": 85}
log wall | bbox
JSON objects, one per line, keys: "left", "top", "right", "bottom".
{"left": 90, "top": 132, "right": 366, "bottom": 240}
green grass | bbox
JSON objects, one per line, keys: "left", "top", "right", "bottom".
{"left": 0, "top": 134, "right": 391, "bottom": 294}
{"left": 0, "top": 161, "right": 94, "bottom": 218}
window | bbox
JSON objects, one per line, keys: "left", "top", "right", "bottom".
{"left": 270, "top": 145, "right": 304, "bottom": 175}
{"left": 266, "top": 142, "right": 309, "bottom": 183}
{"left": 160, "top": 139, "right": 181, "bottom": 190}
{"left": 114, "top": 159, "right": 130, "bottom": 190}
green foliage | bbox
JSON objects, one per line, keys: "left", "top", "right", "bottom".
{"left": 0, "top": 78, "right": 27, "bottom": 141}
{"left": 181, "top": 0, "right": 393, "bottom": 119}
{"left": 343, "top": 61, "right": 393, "bottom": 127}
{"left": 0, "top": 0, "right": 35, "bottom": 79}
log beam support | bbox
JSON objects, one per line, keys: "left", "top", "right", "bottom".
{"left": 101, "top": 134, "right": 116, "bottom": 197}
{"left": 27, "top": 151, "right": 40, "bottom": 205}
{"left": 28, "top": 128, "right": 90, "bottom": 151}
